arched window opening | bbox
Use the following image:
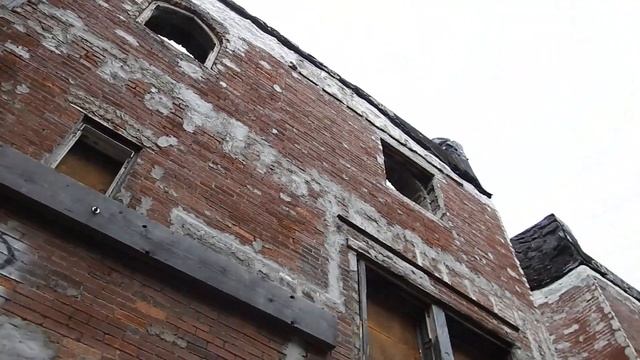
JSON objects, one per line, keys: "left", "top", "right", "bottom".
{"left": 138, "top": 2, "right": 220, "bottom": 68}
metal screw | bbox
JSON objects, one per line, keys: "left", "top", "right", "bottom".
{"left": 91, "top": 206, "right": 101, "bottom": 215}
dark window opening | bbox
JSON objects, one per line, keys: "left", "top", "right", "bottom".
{"left": 141, "top": 2, "right": 219, "bottom": 66}
{"left": 382, "top": 141, "right": 441, "bottom": 214}
{"left": 55, "top": 118, "right": 138, "bottom": 195}
{"left": 447, "top": 315, "right": 510, "bottom": 360}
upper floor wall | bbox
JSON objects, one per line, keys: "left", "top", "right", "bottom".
{"left": 0, "top": 0, "right": 554, "bottom": 357}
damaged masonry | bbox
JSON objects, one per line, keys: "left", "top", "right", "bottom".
{"left": 0, "top": 0, "right": 638, "bottom": 359}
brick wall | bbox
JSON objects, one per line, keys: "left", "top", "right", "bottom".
{"left": 533, "top": 266, "right": 639, "bottom": 359}
{"left": 0, "top": 0, "right": 553, "bottom": 358}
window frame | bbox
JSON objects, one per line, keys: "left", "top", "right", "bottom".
{"left": 380, "top": 139, "right": 444, "bottom": 218}
{"left": 137, "top": 1, "right": 221, "bottom": 69}
{"left": 357, "top": 260, "right": 454, "bottom": 360}
{"left": 49, "top": 118, "right": 139, "bottom": 197}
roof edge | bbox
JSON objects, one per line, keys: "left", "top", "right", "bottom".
{"left": 216, "top": 0, "right": 492, "bottom": 198}
{"left": 511, "top": 214, "right": 640, "bottom": 303}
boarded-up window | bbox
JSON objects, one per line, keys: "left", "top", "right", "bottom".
{"left": 54, "top": 120, "right": 137, "bottom": 195}
{"left": 365, "top": 270, "right": 424, "bottom": 360}
{"left": 358, "top": 262, "right": 511, "bottom": 360}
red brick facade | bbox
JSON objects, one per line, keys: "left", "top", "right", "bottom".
{"left": 1, "top": 0, "right": 635, "bottom": 359}
{"left": 533, "top": 266, "right": 639, "bottom": 359}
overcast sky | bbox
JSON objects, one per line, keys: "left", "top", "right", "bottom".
{"left": 234, "top": 0, "right": 640, "bottom": 289}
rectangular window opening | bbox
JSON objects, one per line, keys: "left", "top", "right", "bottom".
{"left": 381, "top": 141, "right": 440, "bottom": 215}
{"left": 54, "top": 117, "right": 138, "bottom": 195}
{"left": 446, "top": 315, "right": 511, "bottom": 360}
{"left": 359, "top": 261, "right": 511, "bottom": 360}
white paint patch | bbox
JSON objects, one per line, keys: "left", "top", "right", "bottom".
{"left": 0, "top": 315, "right": 57, "bottom": 359}
{"left": 38, "top": 3, "right": 84, "bottom": 28}
{"left": 220, "top": 58, "right": 240, "bottom": 72}
{"left": 115, "top": 29, "right": 139, "bottom": 47}
{"left": 1, "top": 0, "right": 28, "bottom": 10}
{"left": 273, "top": 84, "right": 282, "bottom": 93}
{"left": 3, "top": 41, "right": 30, "bottom": 59}
{"left": 178, "top": 60, "right": 204, "bottom": 80}
{"left": 156, "top": 135, "right": 178, "bottom": 147}
{"left": 563, "top": 324, "right": 579, "bottom": 334}
{"left": 279, "top": 193, "right": 292, "bottom": 202}
{"left": 151, "top": 165, "right": 165, "bottom": 180}
{"left": 258, "top": 60, "right": 271, "bottom": 69}
{"left": 14, "top": 84, "right": 29, "bottom": 94}
{"left": 219, "top": 81, "right": 227, "bottom": 88}
{"left": 136, "top": 196, "right": 153, "bottom": 216}
{"left": 144, "top": 88, "right": 173, "bottom": 115}
{"left": 114, "top": 188, "right": 132, "bottom": 206}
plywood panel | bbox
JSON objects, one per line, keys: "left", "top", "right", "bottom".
{"left": 367, "top": 273, "right": 422, "bottom": 360}
{"left": 56, "top": 140, "right": 122, "bottom": 193}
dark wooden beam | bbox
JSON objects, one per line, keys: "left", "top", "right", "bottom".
{"left": 0, "top": 144, "right": 337, "bottom": 347}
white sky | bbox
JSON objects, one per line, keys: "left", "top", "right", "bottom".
{"left": 234, "top": 0, "right": 640, "bottom": 289}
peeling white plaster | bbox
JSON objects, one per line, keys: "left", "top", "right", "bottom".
{"left": 533, "top": 266, "right": 597, "bottom": 306}
{"left": 273, "top": 84, "right": 282, "bottom": 93}
{"left": 68, "top": 90, "right": 160, "bottom": 149}
{"left": 95, "top": 0, "right": 109, "bottom": 8}
{"left": 144, "top": 88, "right": 173, "bottom": 115}
{"left": 114, "top": 188, "right": 132, "bottom": 206}
{"left": 258, "top": 60, "right": 271, "bottom": 69}
{"left": 0, "top": 315, "right": 56, "bottom": 359}
{"left": 151, "top": 165, "right": 165, "bottom": 180}
{"left": 14, "top": 84, "right": 29, "bottom": 94}
{"left": 136, "top": 196, "right": 153, "bottom": 216}
{"left": 3, "top": 41, "right": 30, "bottom": 59}
{"left": 1, "top": 0, "right": 27, "bottom": 10}
{"left": 14, "top": 3, "right": 555, "bottom": 356}
{"left": 38, "top": 3, "right": 84, "bottom": 28}
{"left": 189, "top": 0, "right": 495, "bottom": 206}
{"left": 115, "top": 29, "right": 139, "bottom": 47}
{"left": 535, "top": 265, "right": 639, "bottom": 359}
{"left": 178, "top": 60, "right": 204, "bottom": 80}
{"left": 156, "top": 135, "right": 178, "bottom": 147}
{"left": 220, "top": 57, "right": 240, "bottom": 72}
{"left": 169, "top": 207, "right": 336, "bottom": 307}
{"left": 563, "top": 324, "right": 579, "bottom": 334}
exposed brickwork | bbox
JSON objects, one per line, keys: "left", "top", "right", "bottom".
{"left": 533, "top": 266, "right": 639, "bottom": 359}
{"left": 0, "top": 0, "right": 571, "bottom": 359}
{"left": 0, "top": 206, "right": 310, "bottom": 360}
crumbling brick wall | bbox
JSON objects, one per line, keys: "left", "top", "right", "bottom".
{"left": 0, "top": 206, "right": 311, "bottom": 359}
{"left": 533, "top": 266, "right": 639, "bottom": 359}
{"left": 1, "top": 0, "right": 554, "bottom": 358}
